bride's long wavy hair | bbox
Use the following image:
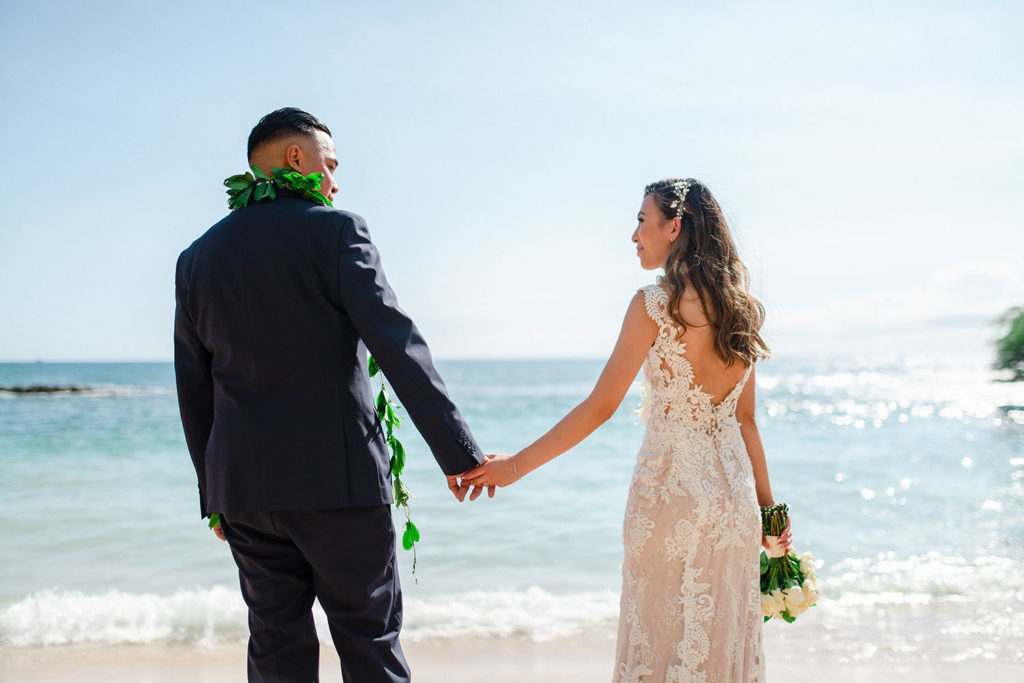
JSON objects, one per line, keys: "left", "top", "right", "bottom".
{"left": 644, "top": 178, "right": 770, "bottom": 366}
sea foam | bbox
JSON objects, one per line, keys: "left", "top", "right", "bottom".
{"left": 4, "top": 552, "right": 1023, "bottom": 649}
{"left": 0, "top": 586, "right": 247, "bottom": 647}
{"left": 0, "top": 586, "right": 618, "bottom": 647}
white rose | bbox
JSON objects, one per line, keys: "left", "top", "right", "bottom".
{"left": 761, "top": 592, "right": 776, "bottom": 617}
{"left": 769, "top": 588, "right": 787, "bottom": 615}
{"left": 799, "top": 552, "right": 816, "bottom": 577}
{"left": 801, "top": 580, "right": 819, "bottom": 605}
{"left": 783, "top": 586, "right": 806, "bottom": 615}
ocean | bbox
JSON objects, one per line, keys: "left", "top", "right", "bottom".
{"left": 1, "top": 357, "right": 1022, "bottom": 666}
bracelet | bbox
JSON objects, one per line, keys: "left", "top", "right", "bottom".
{"left": 511, "top": 456, "right": 519, "bottom": 480}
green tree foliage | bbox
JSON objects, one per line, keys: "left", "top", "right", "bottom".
{"left": 995, "top": 306, "right": 1024, "bottom": 381}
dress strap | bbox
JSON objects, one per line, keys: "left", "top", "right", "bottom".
{"left": 639, "top": 284, "right": 672, "bottom": 331}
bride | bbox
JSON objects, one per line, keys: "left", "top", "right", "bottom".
{"left": 463, "top": 178, "right": 790, "bottom": 681}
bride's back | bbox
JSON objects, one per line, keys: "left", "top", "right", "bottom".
{"left": 663, "top": 282, "right": 749, "bottom": 404}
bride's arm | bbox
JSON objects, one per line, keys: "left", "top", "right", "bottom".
{"left": 737, "top": 366, "right": 775, "bottom": 507}
{"left": 737, "top": 368, "right": 793, "bottom": 549}
{"left": 461, "top": 291, "right": 657, "bottom": 487}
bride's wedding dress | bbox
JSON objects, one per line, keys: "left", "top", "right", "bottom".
{"left": 614, "top": 284, "right": 764, "bottom": 682}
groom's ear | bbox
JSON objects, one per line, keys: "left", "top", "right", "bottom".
{"left": 285, "top": 143, "right": 304, "bottom": 172}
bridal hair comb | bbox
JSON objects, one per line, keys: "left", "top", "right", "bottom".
{"left": 645, "top": 178, "right": 694, "bottom": 218}
{"left": 668, "top": 180, "right": 693, "bottom": 217}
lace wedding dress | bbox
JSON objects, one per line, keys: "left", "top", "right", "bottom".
{"left": 613, "top": 284, "right": 764, "bottom": 682}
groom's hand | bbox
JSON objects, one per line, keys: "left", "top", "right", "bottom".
{"left": 213, "top": 524, "right": 226, "bottom": 542}
{"left": 446, "top": 474, "right": 470, "bottom": 502}
{"left": 447, "top": 472, "right": 495, "bottom": 502}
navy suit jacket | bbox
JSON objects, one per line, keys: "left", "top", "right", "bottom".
{"left": 174, "top": 193, "right": 482, "bottom": 517}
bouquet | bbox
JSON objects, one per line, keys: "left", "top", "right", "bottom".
{"left": 759, "top": 503, "right": 819, "bottom": 622}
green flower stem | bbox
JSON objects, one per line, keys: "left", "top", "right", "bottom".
{"left": 760, "top": 502, "right": 789, "bottom": 536}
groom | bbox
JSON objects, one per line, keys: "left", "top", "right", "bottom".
{"left": 174, "top": 107, "right": 486, "bottom": 682}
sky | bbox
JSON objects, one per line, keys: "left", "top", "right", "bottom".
{"left": 0, "top": 0, "right": 1021, "bottom": 361}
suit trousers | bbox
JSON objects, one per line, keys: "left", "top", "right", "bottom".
{"left": 220, "top": 507, "right": 410, "bottom": 683}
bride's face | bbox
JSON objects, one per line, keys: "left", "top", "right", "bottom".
{"left": 632, "top": 194, "right": 679, "bottom": 270}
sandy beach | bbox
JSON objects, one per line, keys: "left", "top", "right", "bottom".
{"left": 3, "top": 631, "right": 1021, "bottom": 683}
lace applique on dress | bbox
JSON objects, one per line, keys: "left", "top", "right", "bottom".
{"left": 613, "top": 284, "right": 764, "bottom": 682}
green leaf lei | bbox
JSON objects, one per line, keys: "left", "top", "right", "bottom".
{"left": 369, "top": 355, "right": 420, "bottom": 577}
{"left": 224, "top": 165, "right": 333, "bottom": 209}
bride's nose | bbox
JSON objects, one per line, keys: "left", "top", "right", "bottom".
{"left": 631, "top": 228, "right": 639, "bottom": 243}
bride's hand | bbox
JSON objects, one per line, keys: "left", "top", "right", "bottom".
{"left": 761, "top": 517, "right": 793, "bottom": 553}
{"left": 780, "top": 517, "right": 792, "bottom": 552}
{"left": 461, "top": 453, "right": 520, "bottom": 491}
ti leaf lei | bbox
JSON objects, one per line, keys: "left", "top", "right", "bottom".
{"left": 224, "top": 165, "right": 333, "bottom": 209}
{"left": 369, "top": 356, "right": 420, "bottom": 577}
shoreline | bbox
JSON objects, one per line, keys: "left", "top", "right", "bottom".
{"left": 2, "top": 634, "right": 1021, "bottom": 683}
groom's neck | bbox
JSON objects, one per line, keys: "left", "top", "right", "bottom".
{"left": 249, "top": 138, "right": 303, "bottom": 177}
{"left": 249, "top": 152, "right": 288, "bottom": 178}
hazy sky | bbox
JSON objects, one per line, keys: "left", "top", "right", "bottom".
{"left": 1, "top": 1, "right": 1021, "bottom": 361}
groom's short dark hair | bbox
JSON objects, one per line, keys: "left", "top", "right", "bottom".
{"left": 247, "top": 108, "right": 332, "bottom": 160}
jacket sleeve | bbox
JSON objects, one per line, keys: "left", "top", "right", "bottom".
{"left": 335, "top": 212, "right": 483, "bottom": 475}
{"left": 173, "top": 251, "right": 215, "bottom": 517}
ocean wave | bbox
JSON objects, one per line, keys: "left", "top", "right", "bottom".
{"left": 0, "top": 587, "right": 618, "bottom": 647}
{"left": 0, "top": 586, "right": 248, "bottom": 647}
{"left": 403, "top": 587, "right": 618, "bottom": 641}
{"left": 4, "top": 552, "right": 1022, "bottom": 649}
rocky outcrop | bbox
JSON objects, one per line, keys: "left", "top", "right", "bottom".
{"left": 0, "top": 385, "right": 92, "bottom": 394}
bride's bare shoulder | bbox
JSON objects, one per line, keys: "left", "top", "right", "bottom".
{"left": 656, "top": 280, "right": 700, "bottom": 299}
{"left": 660, "top": 282, "right": 710, "bottom": 326}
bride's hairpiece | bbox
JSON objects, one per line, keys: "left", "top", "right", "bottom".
{"left": 645, "top": 178, "right": 693, "bottom": 218}
{"left": 667, "top": 180, "right": 693, "bottom": 218}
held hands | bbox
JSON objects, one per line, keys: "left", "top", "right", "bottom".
{"left": 461, "top": 454, "right": 520, "bottom": 491}
{"left": 447, "top": 453, "right": 522, "bottom": 502}
{"left": 446, "top": 473, "right": 496, "bottom": 502}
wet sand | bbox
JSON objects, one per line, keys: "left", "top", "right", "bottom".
{"left": 2, "top": 631, "right": 1021, "bottom": 682}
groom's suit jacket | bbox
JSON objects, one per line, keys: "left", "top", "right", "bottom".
{"left": 174, "top": 192, "right": 482, "bottom": 517}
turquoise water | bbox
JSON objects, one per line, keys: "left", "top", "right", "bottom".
{"left": 1, "top": 358, "right": 1023, "bottom": 662}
